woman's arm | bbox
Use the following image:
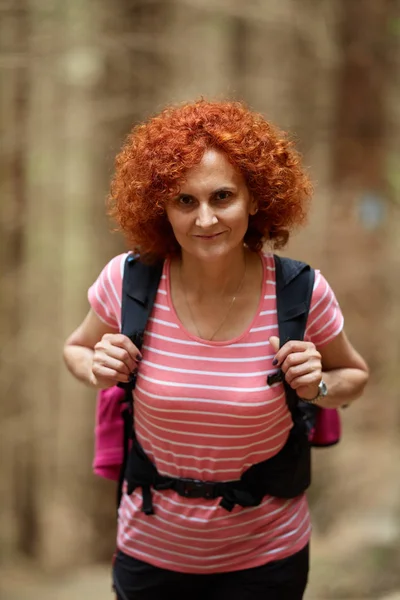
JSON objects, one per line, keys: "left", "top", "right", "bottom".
{"left": 63, "top": 308, "right": 140, "bottom": 389}
{"left": 316, "top": 330, "right": 369, "bottom": 408}
{"left": 269, "top": 331, "right": 369, "bottom": 408}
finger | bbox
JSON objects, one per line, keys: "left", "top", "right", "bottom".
{"left": 284, "top": 360, "right": 321, "bottom": 385}
{"left": 89, "top": 371, "right": 123, "bottom": 389}
{"left": 95, "top": 354, "right": 132, "bottom": 376}
{"left": 103, "top": 333, "right": 142, "bottom": 362}
{"left": 89, "top": 372, "right": 115, "bottom": 389}
{"left": 289, "top": 372, "right": 322, "bottom": 391}
{"left": 268, "top": 336, "right": 280, "bottom": 354}
{"left": 272, "top": 340, "right": 315, "bottom": 367}
{"left": 100, "top": 345, "right": 138, "bottom": 373}
{"left": 92, "top": 364, "right": 131, "bottom": 384}
{"left": 280, "top": 351, "right": 311, "bottom": 375}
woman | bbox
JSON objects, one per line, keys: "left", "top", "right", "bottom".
{"left": 63, "top": 100, "right": 369, "bottom": 600}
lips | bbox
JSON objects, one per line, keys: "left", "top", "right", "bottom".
{"left": 193, "top": 232, "right": 225, "bottom": 240}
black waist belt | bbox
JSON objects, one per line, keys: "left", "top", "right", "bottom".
{"left": 125, "top": 422, "right": 311, "bottom": 515}
{"left": 150, "top": 475, "right": 256, "bottom": 513}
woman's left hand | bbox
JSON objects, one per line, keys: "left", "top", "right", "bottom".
{"left": 269, "top": 336, "right": 322, "bottom": 401}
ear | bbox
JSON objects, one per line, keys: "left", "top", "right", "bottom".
{"left": 249, "top": 205, "right": 258, "bottom": 216}
{"left": 249, "top": 195, "right": 258, "bottom": 216}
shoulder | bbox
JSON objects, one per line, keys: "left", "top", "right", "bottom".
{"left": 310, "top": 269, "right": 336, "bottom": 308}
{"left": 87, "top": 253, "right": 130, "bottom": 329}
{"left": 263, "top": 252, "right": 344, "bottom": 347}
{"left": 91, "top": 252, "right": 130, "bottom": 301}
{"left": 306, "top": 269, "right": 344, "bottom": 347}
{"left": 101, "top": 252, "right": 130, "bottom": 283}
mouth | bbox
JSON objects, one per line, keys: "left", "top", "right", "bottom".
{"left": 193, "top": 232, "right": 226, "bottom": 240}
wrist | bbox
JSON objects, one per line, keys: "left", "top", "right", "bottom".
{"left": 299, "top": 379, "right": 328, "bottom": 404}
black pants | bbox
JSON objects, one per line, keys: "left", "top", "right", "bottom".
{"left": 113, "top": 544, "right": 309, "bottom": 600}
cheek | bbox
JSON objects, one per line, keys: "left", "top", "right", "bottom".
{"left": 223, "top": 203, "right": 250, "bottom": 229}
{"left": 166, "top": 209, "right": 191, "bottom": 238}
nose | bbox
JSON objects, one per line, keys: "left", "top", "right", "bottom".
{"left": 195, "top": 203, "right": 218, "bottom": 228}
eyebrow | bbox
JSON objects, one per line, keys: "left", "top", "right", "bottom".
{"left": 212, "top": 185, "right": 236, "bottom": 192}
{"left": 177, "top": 185, "right": 237, "bottom": 196}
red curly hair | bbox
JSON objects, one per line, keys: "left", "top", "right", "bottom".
{"left": 108, "top": 99, "right": 312, "bottom": 261}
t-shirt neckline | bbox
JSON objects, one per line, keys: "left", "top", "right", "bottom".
{"left": 164, "top": 252, "right": 268, "bottom": 347}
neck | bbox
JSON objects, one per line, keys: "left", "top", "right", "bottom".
{"left": 179, "top": 246, "right": 247, "bottom": 298}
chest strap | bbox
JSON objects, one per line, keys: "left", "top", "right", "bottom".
{"left": 124, "top": 422, "right": 310, "bottom": 515}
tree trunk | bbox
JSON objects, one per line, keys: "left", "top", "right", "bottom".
{"left": 0, "top": 0, "right": 30, "bottom": 562}
{"left": 328, "top": 0, "right": 395, "bottom": 417}
{"left": 312, "top": 0, "right": 399, "bottom": 537}
{"left": 13, "top": 0, "right": 171, "bottom": 570}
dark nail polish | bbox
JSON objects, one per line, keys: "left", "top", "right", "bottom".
{"left": 272, "top": 358, "right": 279, "bottom": 366}
{"left": 136, "top": 355, "right": 142, "bottom": 362}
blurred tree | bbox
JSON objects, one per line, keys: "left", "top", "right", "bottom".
{"left": 0, "top": 0, "right": 31, "bottom": 562}
{"left": 0, "top": 0, "right": 170, "bottom": 570}
{"left": 329, "top": 0, "right": 396, "bottom": 414}
{"left": 309, "top": 0, "right": 400, "bottom": 545}
{"left": 1, "top": 0, "right": 399, "bottom": 592}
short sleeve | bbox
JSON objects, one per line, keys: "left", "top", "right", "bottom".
{"left": 87, "top": 253, "right": 128, "bottom": 330}
{"left": 304, "top": 270, "right": 344, "bottom": 347}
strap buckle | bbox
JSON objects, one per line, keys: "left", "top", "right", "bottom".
{"left": 267, "top": 370, "right": 284, "bottom": 386}
{"left": 175, "top": 478, "right": 216, "bottom": 499}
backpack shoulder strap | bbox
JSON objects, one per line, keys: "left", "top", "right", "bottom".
{"left": 120, "top": 254, "right": 164, "bottom": 350}
{"left": 270, "top": 254, "right": 315, "bottom": 413}
{"left": 273, "top": 255, "right": 315, "bottom": 345}
{"left": 116, "top": 254, "right": 163, "bottom": 508}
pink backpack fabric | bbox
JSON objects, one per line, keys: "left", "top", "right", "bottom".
{"left": 93, "top": 386, "right": 128, "bottom": 481}
{"left": 309, "top": 406, "right": 341, "bottom": 447}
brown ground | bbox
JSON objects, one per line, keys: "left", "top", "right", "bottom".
{"left": 0, "top": 564, "right": 112, "bottom": 600}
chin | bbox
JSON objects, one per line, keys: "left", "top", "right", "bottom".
{"left": 184, "top": 241, "right": 240, "bottom": 262}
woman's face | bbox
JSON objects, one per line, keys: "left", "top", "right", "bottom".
{"left": 166, "top": 148, "right": 257, "bottom": 262}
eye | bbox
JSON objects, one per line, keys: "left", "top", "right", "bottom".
{"left": 177, "top": 194, "right": 194, "bottom": 206}
{"left": 214, "top": 190, "right": 232, "bottom": 201}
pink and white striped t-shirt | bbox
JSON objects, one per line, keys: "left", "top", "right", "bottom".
{"left": 88, "top": 251, "right": 344, "bottom": 574}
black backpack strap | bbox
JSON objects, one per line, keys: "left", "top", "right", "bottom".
{"left": 267, "top": 255, "right": 315, "bottom": 415}
{"left": 120, "top": 254, "right": 164, "bottom": 349}
{"left": 274, "top": 255, "right": 314, "bottom": 344}
{"left": 116, "top": 254, "right": 163, "bottom": 508}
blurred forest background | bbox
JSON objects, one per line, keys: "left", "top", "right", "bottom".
{"left": 1, "top": 0, "right": 400, "bottom": 598}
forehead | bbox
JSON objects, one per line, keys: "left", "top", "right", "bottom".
{"left": 180, "top": 148, "right": 244, "bottom": 189}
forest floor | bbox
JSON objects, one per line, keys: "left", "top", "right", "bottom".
{"left": 0, "top": 564, "right": 111, "bottom": 600}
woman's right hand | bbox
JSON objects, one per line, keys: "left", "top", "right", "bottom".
{"left": 90, "top": 333, "right": 142, "bottom": 388}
